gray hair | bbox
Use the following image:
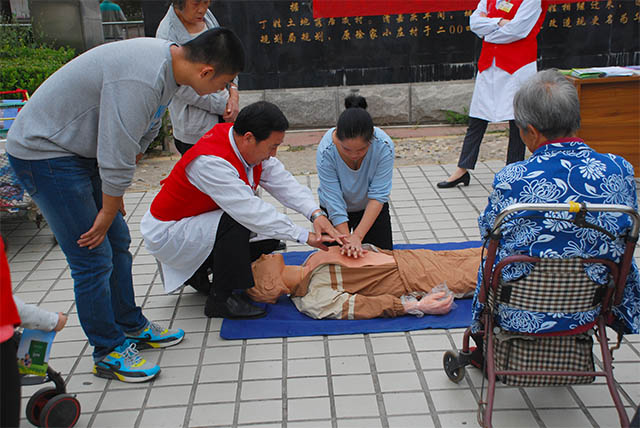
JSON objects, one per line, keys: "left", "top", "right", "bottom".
{"left": 173, "top": 0, "right": 208, "bottom": 10}
{"left": 513, "top": 69, "right": 581, "bottom": 140}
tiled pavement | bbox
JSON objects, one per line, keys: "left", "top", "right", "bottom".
{"left": 4, "top": 161, "right": 639, "bottom": 428}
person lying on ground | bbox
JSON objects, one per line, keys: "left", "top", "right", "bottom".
{"left": 248, "top": 245, "right": 482, "bottom": 320}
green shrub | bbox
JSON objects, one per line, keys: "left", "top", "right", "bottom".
{"left": 444, "top": 107, "right": 469, "bottom": 125}
{"left": 0, "top": 23, "right": 75, "bottom": 95}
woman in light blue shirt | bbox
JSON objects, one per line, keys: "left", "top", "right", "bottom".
{"left": 316, "top": 96, "right": 395, "bottom": 257}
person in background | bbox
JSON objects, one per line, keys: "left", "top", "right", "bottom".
{"left": 316, "top": 94, "right": 395, "bottom": 258}
{"left": 156, "top": 0, "right": 239, "bottom": 155}
{"left": 7, "top": 28, "right": 245, "bottom": 383}
{"left": 438, "top": 0, "right": 544, "bottom": 188}
{"left": 100, "top": 0, "right": 127, "bottom": 41}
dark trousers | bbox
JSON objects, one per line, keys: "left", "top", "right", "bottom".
{"left": 194, "top": 213, "right": 280, "bottom": 302}
{"left": 323, "top": 202, "right": 393, "bottom": 250}
{"left": 457, "top": 118, "right": 525, "bottom": 170}
{"left": 0, "top": 337, "right": 20, "bottom": 428}
{"left": 173, "top": 138, "right": 193, "bottom": 156}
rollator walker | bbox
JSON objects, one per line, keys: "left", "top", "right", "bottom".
{"left": 443, "top": 202, "right": 638, "bottom": 428}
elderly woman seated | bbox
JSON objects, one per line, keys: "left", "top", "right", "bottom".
{"left": 248, "top": 245, "right": 482, "bottom": 319}
{"left": 469, "top": 69, "right": 639, "bottom": 342}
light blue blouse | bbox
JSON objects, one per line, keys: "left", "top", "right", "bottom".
{"left": 316, "top": 126, "right": 394, "bottom": 226}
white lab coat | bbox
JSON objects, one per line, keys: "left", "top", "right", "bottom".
{"left": 468, "top": 0, "right": 542, "bottom": 122}
{"left": 141, "top": 128, "right": 319, "bottom": 293}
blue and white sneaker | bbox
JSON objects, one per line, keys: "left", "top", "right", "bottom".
{"left": 125, "top": 321, "right": 185, "bottom": 350}
{"left": 93, "top": 340, "right": 160, "bottom": 383}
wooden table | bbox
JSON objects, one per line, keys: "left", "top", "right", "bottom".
{"left": 566, "top": 75, "right": 640, "bottom": 177}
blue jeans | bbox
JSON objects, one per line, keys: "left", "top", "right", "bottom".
{"left": 8, "top": 155, "right": 147, "bottom": 361}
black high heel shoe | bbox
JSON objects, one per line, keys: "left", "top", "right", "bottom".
{"left": 437, "top": 171, "right": 471, "bottom": 188}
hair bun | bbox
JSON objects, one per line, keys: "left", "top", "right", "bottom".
{"left": 344, "top": 94, "right": 367, "bottom": 110}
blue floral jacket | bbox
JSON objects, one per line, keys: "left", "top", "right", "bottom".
{"left": 471, "top": 139, "right": 639, "bottom": 335}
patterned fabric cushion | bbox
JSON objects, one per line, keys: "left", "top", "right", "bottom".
{"left": 491, "top": 258, "right": 604, "bottom": 313}
{"left": 492, "top": 330, "right": 595, "bottom": 386}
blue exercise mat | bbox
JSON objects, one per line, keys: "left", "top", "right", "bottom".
{"left": 220, "top": 241, "right": 482, "bottom": 340}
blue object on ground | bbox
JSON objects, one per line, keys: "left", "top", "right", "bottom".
{"left": 220, "top": 241, "right": 482, "bottom": 340}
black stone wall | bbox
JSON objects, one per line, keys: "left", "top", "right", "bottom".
{"left": 143, "top": 0, "right": 640, "bottom": 91}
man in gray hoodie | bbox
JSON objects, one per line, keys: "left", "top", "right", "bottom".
{"left": 6, "top": 27, "right": 244, "bottom": 383}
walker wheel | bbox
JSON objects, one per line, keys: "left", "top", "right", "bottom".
{"left": 39, "top": 393, "right": 81, "bottom": 428}
{"left": 26, "top": 387, "right": 57, "bottom": 426}
{"left": 443, "top": 350, "right": 465, "bottom": 383}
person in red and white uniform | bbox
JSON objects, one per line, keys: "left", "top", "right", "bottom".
{"left": 438, "top": 0, "right": 545, "bottom": 188}
{"left": 141, "top": 101, "right": 344, "bottom": 319}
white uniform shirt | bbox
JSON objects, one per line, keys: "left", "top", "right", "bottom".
{"left": 468, "top": 0, "right": 542, "bottom": 122}
{"left": 141, "top": 127, "right": 319, "bottom": 293}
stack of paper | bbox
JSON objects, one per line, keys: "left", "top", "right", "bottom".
{"left": 589, "top": 66, "right": 635, "bottom": 77}
{"left": 570, "top": 68, "right": 605, "bottom": 79}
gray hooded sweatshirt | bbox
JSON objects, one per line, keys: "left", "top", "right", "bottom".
{"left": 6, "top": 37, "right": 179, "bottom": 197}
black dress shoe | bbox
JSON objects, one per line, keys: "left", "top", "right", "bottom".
{"left": 437, "top": 171, "right": 471, "bottom": 188}
{"left": 205, "top": 293, "right": 267, "bottom": 319}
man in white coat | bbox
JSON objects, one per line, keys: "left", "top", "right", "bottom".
{"left": 141, "top": 101, "right": 344, "bottom": 319}
{"left": 438, "top": 0, "right": 544, "bottom": 188}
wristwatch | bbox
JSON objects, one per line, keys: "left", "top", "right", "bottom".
{"left": 310, "top": 210, "right": 328, "bottom": 222}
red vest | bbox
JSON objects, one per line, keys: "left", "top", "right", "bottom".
{"left": 477, "top": 0, "right": 546, "bottom": 74}
{"left": 1, "top": 236, "right": 21, "bottom": 329}
{"left": 150, "top": 123, "right": 263, "bottom": 222}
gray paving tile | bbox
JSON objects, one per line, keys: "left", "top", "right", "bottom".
{"left": 151, "top": 365, "right": 198, "bottom": 386}
{"left": 374, "top": 353, "right": 415, "bottom": 372}
{"left": 417, "top": 351, "right": 447, "bottom": 370}
{"left": 242, "top": 360, "right": 282, "bottom": 380}
{"left": 388, "top": 414, "right": 434, "bottom": 428}
{"left": 287, "top": 376, "right": 329, "bottom": 398}
{"left": 202, "top": 346, "right": 242, "bottom": 365}
{"left": 330, "top": 355, "right": 370, "bottom": 375}
{"left": 332, "top": 374, "right": 375, "bottom": 395}
{"left": 91, "top": 410, "right": 139, "bottom": 428}
{"left": 245, "top": 343, "right": 283, "bottom": 361}
{"left": 337, "top": 417, "right": 383, "bottom": 428}
{"left": 161, "top": 347, "right": 201, "bottom": 367}
{"left": 436, "top": 411, "right": 478, "bottom": 427}
{"left": 412, "top": 334, "right": 453, "bottom": 351}
{"left": 334, "top": 395, "right": 379, "bottom": 418}
{"left": 139, "top": 407, "right": 186, "bottom": 428}
{"left": 289, "top": 420, "right": 333, "bottom": 428}
{"left": 492, "top": 388, "right": 529, "bottom": 410}
{"left": 524, "top": 386, "right": 580, "bottom": 408}
{"left": 587, "top": 406, "right": 636, "bottom": 428}
{"left": 383, "top": 391, "right": 429, "bottom": 415}
{"left": 370, "top": 335, "right": 410, "bottom": 353}
{"left": 99, "top": 388, "right": 146, "bottom": 411}
{"left": 288, "top": 358, "right": 327, "bottom": 377}
{"left": 240, "top": 379, "right": 282, "bottom": 400}
{"left": 237, "top": 399, "right": 282, "bottom": 424}
{"left": 378, "top": 372, "right": 422, "bottom": 392}
{"left": 188, "top": 403, "right": 234, "bottom": 427}
{"left": 430, "top": 389, "right": 477, "bottom": 411}
{"left": 194, "top": 381, "right": 237, "bottom": 404}
{"left": 147, "top": 385, "right": 192, "bottom": 407}
{"left": 288, "top": 397, "right": 332, "bottom": 420}
{"left": 537, "top": 408, "right": 592, "bottom": 428}
{"left": 287, "top": 340, "right": 326, "bottom": 358}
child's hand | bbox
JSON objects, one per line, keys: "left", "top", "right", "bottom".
{"left": 54, "top": 313, "right": 68, "bottom": 332}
